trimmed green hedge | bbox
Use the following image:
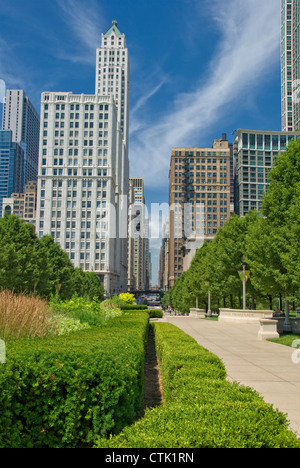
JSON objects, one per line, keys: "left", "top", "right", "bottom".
{"left": 0, "top": 311, "right": 149, "bottom": 448}
{"left": 148, "top": 309, "right": 163, "bottom": 319}
{"left": 95, "top": 323, "right": 300, "bottom": 448}
{"left": 119, "top": 304, "right": 148, "bottom": 310}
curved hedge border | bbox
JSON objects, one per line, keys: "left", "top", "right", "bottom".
{"left": 0, "top": 311, "right": 149, "bottom": 448}
{"left": 95, "top": 322, "right": 300, "bottom": 448}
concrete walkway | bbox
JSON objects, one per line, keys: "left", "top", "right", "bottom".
{"left": 160, "top": 316, "right": 300, "bottom": 438}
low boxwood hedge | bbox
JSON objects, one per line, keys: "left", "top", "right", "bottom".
{"left": 119, "top": 304, "right": 148, "bottom": 310}
{"left": 148, "top": 309, "right": 163, "bottom": 319}
{"left": 95, "top": 323, "right": 300, "bottom": 448}
{"left": 0, "top": 311, "right": 149, "bottom": 448}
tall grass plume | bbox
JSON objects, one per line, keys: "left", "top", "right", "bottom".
{"left": 0, "top": 290, "right": 54, "bottom": 340}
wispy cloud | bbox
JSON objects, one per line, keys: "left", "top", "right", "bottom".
{"left": 55, "top": 0, "right": 105, "bottom": 64}
{"left": 130, "top": 78, "right": 169, "bottom": 134}
{"left": 129, "top": 0, "right": 281, "bottom": 188}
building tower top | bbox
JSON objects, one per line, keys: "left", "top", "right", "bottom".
{"left": 104, "top": 20, "right": 122, "bottom": 36}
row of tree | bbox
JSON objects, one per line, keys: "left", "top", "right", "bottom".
{"left": 0, "top": 214, "right": 105, "bottom": 300}
{"left": 163, "top": 138, "right": 300, "bottom": 313}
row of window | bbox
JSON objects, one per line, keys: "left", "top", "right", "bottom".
{"left": 44, "top": 104, "right": 110, "bottom": 111}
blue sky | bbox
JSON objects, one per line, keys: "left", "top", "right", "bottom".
{"left": 0, "top": 0, "right": 282, "bottom": 284}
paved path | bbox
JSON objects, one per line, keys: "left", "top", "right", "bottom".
{"left": 160, "top": 316, "right": 300, "bottom": 438}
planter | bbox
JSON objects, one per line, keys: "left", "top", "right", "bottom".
{"left": 219, "top": 308, "right": 273, "bottom": 323}
{"left": 189, "top": 308, "right": 206, "bottom": 318}
{"left": 258, "top": 319, "right": 279, "bottom": 340}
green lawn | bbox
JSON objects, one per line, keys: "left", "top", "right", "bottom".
{"left": 269, "top": 335, "right": 300, "bottom": 347}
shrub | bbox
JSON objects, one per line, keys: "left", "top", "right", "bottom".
{"left": 118, "top": 293, "right": 135, "bottom": 304}
{"left": 49, "top": 315, "right": 91, "bottom": 336}
{"left": 0, "top": 311, "right": 149, "bottom": 448}
{"left": 49, "top": 296, "right": 123, "bottom": 327}
{"left": 119, "top": 304, "right": 148, "bottom": 311}
{"left": 147, "top": 309, "right": 163, "bottom": 319}
{"left": 95, "top": 323, "right": 300, "bottom": 448}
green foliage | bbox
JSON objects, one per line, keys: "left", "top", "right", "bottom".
{"left": 0, "top": 215, "right": 105, "bottom": 301}
{"left": 119, "top": 304, "right": 148, "bottom": 311}
{"left": 147, "top": 309, "right": 163, "bottom": 319}
{"left": 49, "top": 296, "right": 123, "bottom": 327}
{"left": 0, "top": 311, "right": 149, "bottom": 448}
{"left": 119, "top": 293, "right": 135, "bottom": 304}
{"left": 95, "top": 323, "right": 300, "bottom": 448}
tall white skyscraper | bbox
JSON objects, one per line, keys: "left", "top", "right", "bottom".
{"left": 95, "top": 20, "right": 130, "bottom": 148}
{"left": 281, "top": 0, "right": 300, "bottom": 131}
{"left": 36, "top": 22, "right": 130, "bottom": 295}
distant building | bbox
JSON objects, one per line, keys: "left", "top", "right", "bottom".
{"left": 0, "top": 130, "right": 25, "bottom": 216}
{"left": 2, "top": 89, "right": 40, "bottom": 184}
{"left": 166, "top": 134, "right": 231, "bottom": 289}
{"left": 128, "top": 178, "right": 150, "bottom": 291}
{"left": 281, "top": 0, "right": 300, "bottom": 131}
{"left": 233, "top": 129, "right": 300, "bottom": 217}
{"left": 2, "top": 181, "right": 37, "bottom": 225}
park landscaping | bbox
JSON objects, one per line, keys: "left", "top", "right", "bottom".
{"left": 95, "top": 322, "right": 300, "bottom": 448}
{"left": 0, "top": 293, "right": 149, "bottom": 448}
{"left": 0, "top": 291, "right": 299, "bottom": 448}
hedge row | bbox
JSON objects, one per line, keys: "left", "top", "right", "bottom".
{"left": 95, "top": 323, "right": 300, "bottom": 448}
{"left": 119, "top": 304, "right": 148, "bottom": 310}
{"left": 0, "top": 311, "right": 149, "bottom": 448}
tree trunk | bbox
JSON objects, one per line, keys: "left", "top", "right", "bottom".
{"left": 279, "top": 293, "right": 282, "bottom": 312}
{"left": 268, "top": 295, "right": 273, "bottom": 310}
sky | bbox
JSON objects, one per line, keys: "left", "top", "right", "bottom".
{"left": 0, "top": 0, "right": 282, "bottom": 285}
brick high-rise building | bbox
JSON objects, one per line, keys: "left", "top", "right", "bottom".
{"left": 167, "top": 134, "right": 231, "bottom": 289}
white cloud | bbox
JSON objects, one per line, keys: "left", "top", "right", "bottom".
{"left": 55, "top": 0, "right": 105, "bottom": 64}
{"left": 129, "top": 0, "right": 281, "bottom": 189}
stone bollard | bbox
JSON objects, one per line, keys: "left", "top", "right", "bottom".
{"left": 258, "top": 319, "right": 279, "bottom": 340}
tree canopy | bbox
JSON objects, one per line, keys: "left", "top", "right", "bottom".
{"left": 0, "top": 215, "right": 104, "bottom": 301}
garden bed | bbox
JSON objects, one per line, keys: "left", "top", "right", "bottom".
{"left": 0, "top": 311, "right": 149, "bottom": 448}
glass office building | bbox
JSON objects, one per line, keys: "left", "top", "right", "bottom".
{"left": 0, "top": 130, "right": 25, "bottom": 216}
{"left": 281, "top": 0, "right": 300, "bottom": 131}
{"left": 233, "top": 129, "right": 300, "bottom": 216}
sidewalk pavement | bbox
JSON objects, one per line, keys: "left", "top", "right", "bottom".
{"left": 159, "top": 316, "right": 300, "bottom": 438}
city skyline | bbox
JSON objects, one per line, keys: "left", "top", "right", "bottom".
{"left": 0, "top": 0, "right": 284, "bottom": 284}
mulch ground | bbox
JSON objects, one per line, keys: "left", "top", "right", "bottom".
{"left": 141, "top": 327, "right": 164, "bottom": 415}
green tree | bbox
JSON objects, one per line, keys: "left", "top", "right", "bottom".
{"left": 39, "top": 235, "right": 75, "bottom": 300}
{"left": 262, "top": 139, "right": 300, "bottom": 304}
{"left": 0, "top": 215, "right": 50, "bottom": 295}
